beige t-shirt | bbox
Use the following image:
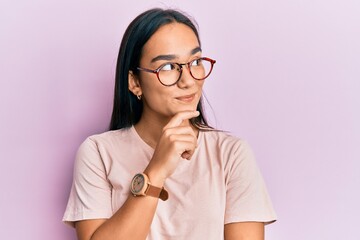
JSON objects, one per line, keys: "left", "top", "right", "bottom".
{"left": 63, "top": 126, "right": 276, "bottom": 239}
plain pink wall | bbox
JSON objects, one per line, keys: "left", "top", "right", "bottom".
{"left": 1, "top": 0, "right": 359, "bottom": 239}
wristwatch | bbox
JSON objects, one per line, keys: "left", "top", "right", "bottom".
{"left": 130, "top": 173, "right": 169, "bottom": 201}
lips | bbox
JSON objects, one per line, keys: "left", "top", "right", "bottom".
{"left": 176, "top": 94, "right": 196, "bottom": 103}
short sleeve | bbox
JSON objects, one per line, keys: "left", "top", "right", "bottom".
{"left": 62, "top": 137, "right": 113, "bottom": 227}
{"left": 224, "top": 140, "right": 277, "bottom": 225}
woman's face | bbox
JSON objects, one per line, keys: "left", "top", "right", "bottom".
{"left": 134, "top": 22, "right": 204, "bottom": 119}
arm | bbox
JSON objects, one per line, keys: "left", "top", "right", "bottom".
{"left": 223, "top": 140, "right": 276, "bottom": 240}
{"left": 75, "top": 192, "right": 159, "bottom": 240}
{"left": 224, "top": 222, "right": 264, "bottom": 240}
{"left": 73, "top": 111, "right": 200, "bottom": 240}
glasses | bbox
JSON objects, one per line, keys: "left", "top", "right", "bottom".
{"left": 137, "top": 57, "right": 216, "bottom": 86}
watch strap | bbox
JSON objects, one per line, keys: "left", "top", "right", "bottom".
{"left": 146, "top": 184, "right": 169, "bottom": 201}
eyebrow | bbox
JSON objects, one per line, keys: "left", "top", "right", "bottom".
{"left": 150, "top": 47, "right": 202, "bottom": 63}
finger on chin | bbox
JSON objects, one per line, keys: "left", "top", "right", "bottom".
{"left": 166, "top": 111, "right": 200, "bottom": 128}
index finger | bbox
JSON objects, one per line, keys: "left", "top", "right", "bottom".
{"left": 164, "top": 111, "right": 200, "bottom": 129}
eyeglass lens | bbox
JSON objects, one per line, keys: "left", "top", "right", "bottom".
{"left": 158, "top": 58, "right": 213, "bottom": 85}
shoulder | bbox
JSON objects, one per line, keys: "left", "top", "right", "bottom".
{"left": 74, "top": 128, "right": 134, "bottom": 169}
{"left": 76, "top": 128, "right": 134, "bottom": 158}
{"left": 200, "top": 130, "right": 256, "bottom": 166}
{"left": 76, "top": 127, "right": 137, "bottom": 152}
{"left": 201, "top": 130, "right": 249, "bottom": 153}
{"left": 86, "top": 127, "right": 132, "bottom": 145}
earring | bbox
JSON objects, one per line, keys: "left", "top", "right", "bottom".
{"left": 137, "top": 95, "right": 142, "bottom": 100}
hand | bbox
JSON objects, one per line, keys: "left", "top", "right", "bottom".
{"left": 144, "top": 111, "right": 200, "bottom": 185}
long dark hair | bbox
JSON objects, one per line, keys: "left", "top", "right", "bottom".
{"left": 109, "top": 8, "right": 211, "bottom": 130}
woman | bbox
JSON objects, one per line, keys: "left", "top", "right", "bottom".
{"left": 63, "top": 8, "right": 276, "bottom": 240}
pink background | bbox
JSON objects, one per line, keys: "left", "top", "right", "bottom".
{"left": 1, "top": 0, "right": 359, "bottom": 239}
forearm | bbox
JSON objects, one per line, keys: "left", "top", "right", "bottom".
{"left": 224, "top": 222, "right": 264, "bottom": 240}
{"left": 89, "top": 194, "right": 159, "bottom": 240}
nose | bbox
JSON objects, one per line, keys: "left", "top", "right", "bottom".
{"left": 177, "top": 64, "right": 196, "bottom": 88}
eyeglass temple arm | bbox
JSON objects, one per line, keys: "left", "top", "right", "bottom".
{"left": 202, "top": 57, "right": 216, "bottom": 64}
{"left": 137, "top": 67, "right": 157, "bottom": 73}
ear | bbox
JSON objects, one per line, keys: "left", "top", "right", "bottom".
{"left": 128, "top": 71, "right": 142, "bottom": 96}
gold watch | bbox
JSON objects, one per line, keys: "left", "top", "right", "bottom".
{"left": 130, "top": 173, "right": 168, "bottom": 201}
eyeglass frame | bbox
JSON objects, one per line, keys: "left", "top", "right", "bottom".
{"left": 136, "top": 57, "right": 216, "bottom": 86}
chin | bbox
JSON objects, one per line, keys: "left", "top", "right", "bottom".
{"left": 176, "top": 104, "right": 198, "bottom": 112}
{"left": 166, "top": 100, "right": 199, "bottom": 116}
{"left": 172, "top": 107, "right": 196, "bottom": 115}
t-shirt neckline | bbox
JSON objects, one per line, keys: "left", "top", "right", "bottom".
{"left": 130, "top": 125, "right": 154, "bottom": 152}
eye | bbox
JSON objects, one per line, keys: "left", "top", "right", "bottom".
{"left": 191, "top": 58, "right": 203, "bottom": 66}
{"left": 160, "top": 63, "right": 177, "bottom": 71}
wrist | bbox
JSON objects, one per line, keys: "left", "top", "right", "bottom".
{"left": 130, "top": 172, "right": 169, "bottom": 201}
{"left": 143, "top": 167, "right": 166, "bottom": 187}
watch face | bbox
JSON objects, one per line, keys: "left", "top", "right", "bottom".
{"left": 131, "top": 174, "right": 145, "bottom": 194}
